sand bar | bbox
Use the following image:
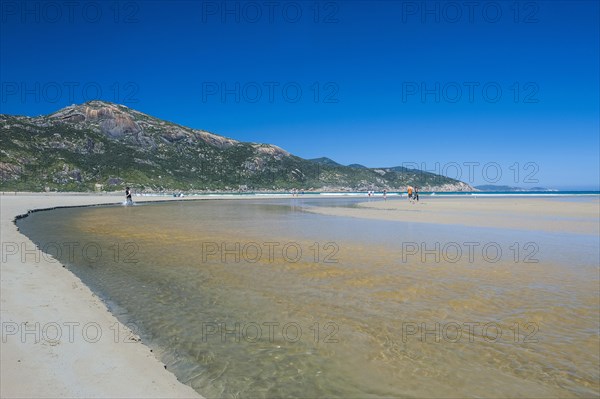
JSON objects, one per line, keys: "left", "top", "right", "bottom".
{"left": 305, "top": 196, "right": 600, "bottom": 235}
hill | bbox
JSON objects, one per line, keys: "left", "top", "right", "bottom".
{"left": 0, "top": 101, "right": 473, "bottom": 192}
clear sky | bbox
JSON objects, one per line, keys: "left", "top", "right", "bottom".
{"left": 1, "top": 0, "right": 599, "bottom": 189}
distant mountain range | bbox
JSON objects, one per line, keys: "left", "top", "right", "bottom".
{"left": 474, "top": 185, "right": 555, "bottom": 192}
{"left": 0, "top": 101, "right": 473, "bottom": 192}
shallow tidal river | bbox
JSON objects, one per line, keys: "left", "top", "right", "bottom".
{"left": 17, "top": 198, "right": 600, "bottom": 398}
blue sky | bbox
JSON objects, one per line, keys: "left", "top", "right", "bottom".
{"left": 1, "top": 0, "right": 599, "bottom": 189}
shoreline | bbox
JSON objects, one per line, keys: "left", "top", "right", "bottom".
{"left": 1, "top": 194, "right": 210, "bottom": 398}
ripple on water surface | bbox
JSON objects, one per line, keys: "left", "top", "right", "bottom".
{"left": 17, "top": 199, "right": 600, "bottom": 398}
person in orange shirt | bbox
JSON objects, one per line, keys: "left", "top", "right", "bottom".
{"left": 407, "top": 186, "right": 413, "bottom": 200}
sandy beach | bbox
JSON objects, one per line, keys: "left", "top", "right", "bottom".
{"left": 0, "top": 193, "right": 205, "bottom": 398}
{"left": 306, "top": 196, "right": 600, "bottom": 235}
{"left": 2, "top": 193, "right": 599, "bottom": 398}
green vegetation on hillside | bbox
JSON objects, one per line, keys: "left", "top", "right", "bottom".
{"left": 0, "top": 102, "right": 472, "bottom": 192}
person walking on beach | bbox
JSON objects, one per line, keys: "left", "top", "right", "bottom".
{"left": 383, "top": 189, "right": 387, "bottom": 201}
{"left": 407, "top": 186, "right": 413, "bottom": 201}
{"left": 414, "top": 186, "right": 419, "bottom": 202}
{"left": 125, "top": 186, "right": 133, "bottom": 205}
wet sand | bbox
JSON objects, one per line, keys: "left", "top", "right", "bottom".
{"left": 305, "top": 196, "right": 600, "bottom": 235}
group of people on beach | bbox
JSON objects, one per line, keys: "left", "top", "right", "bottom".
{"left": 407, "top": 186, "right": 419, "bottom": 202}
{"left": 125, "top": 187, "right": 419, "bottom": 203}
{"left": 366, "top": 188, "right": 417, "bottom": 202}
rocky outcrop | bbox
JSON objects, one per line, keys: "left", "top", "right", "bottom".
{"left": 252, "top": 144, "right": 289, "bottom": 159}
{"left": 0, "top": 162, "right": 23, "bottom": 181}
{"left": 51, "top": 102, "right": 141, "bottom": 138}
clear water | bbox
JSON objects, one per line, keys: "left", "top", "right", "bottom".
{"left": 17, "top": 198, "right": 600, "bottom": 398}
